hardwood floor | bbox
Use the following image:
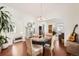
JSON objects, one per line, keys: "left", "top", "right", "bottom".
{"left": 0, "top": 42, "right": 27, "bottom": 56}
{"left": 0, "top": 40, "right": 68, "bottom": 56}
{"left": 54, "top": 40, "right": 67, "bottom": 56}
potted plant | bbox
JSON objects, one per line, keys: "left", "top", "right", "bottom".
{"left": 0, "top": 6, "right": 14, "bottom": 52}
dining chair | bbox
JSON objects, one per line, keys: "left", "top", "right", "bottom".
{"left": 33, "top": 34, "right": 43, "bottom": 38}
{"left": 26, "top": 38, "right": 43, "bottom": 56}
{"left": 45, "top": 33, "right": 52, "bottom": 39}
{"left": 45, "top": 33, "right": 52, "bottom": 37}
{"left": 32, "top": 34, "right": 39, "bottom": 38}
{"left": 44, "top": 35, "right": 56, "bottom": 56}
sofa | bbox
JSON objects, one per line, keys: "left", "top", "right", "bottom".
{"left": 66, "top": 40, "right": 79, "bottom": 56}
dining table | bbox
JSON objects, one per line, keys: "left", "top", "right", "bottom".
{"left": 32, "top": 37, "right": 51, "bottom": 56}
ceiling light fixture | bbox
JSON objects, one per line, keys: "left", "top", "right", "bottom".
{"left": 37, "top": 3, "right": 47, "bottom": 21}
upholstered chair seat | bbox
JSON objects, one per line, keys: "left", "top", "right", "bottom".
{"left": 26, "top": 38, "right": 43, "bottom": 56}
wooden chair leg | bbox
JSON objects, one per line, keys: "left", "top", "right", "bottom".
{"left": 50, "top": 49, "right": 52, "bottom": 56}
{"left": 40, "top": 49, "right": 43, "bottom": 56}
{"left": 50, "top": 49, "right": 55, "bottom": 56}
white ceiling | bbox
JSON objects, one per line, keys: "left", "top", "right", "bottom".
{"left": 1, "top": 3, "right": 79, "bottom": 19}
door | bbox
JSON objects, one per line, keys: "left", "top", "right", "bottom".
{"left": 48, "top": 25, "right": 52, "bottom": 33}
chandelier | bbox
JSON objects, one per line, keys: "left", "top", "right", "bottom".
{"left": 37, "top": 4, "right": 47, "bottom": 21}
{"left": 37, "top": 16, "right": 47, "bottom": 21}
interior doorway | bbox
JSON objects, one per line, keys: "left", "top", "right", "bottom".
{"left": 39, "top": 26, "right": 42, "bottom": 38}
{"left": 48, "top": 25, "right": 52, "bottom": 33}
{"left": 56, "top": 23, "right": 64, "bottom": 45}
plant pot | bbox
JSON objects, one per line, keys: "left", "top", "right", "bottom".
{"left": 2, "top": 43, "right": 9, "bottom": 49}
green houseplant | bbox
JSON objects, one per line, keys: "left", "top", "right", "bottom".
{"left": 0, "top": 6, "right": 14, "bottom": 52}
